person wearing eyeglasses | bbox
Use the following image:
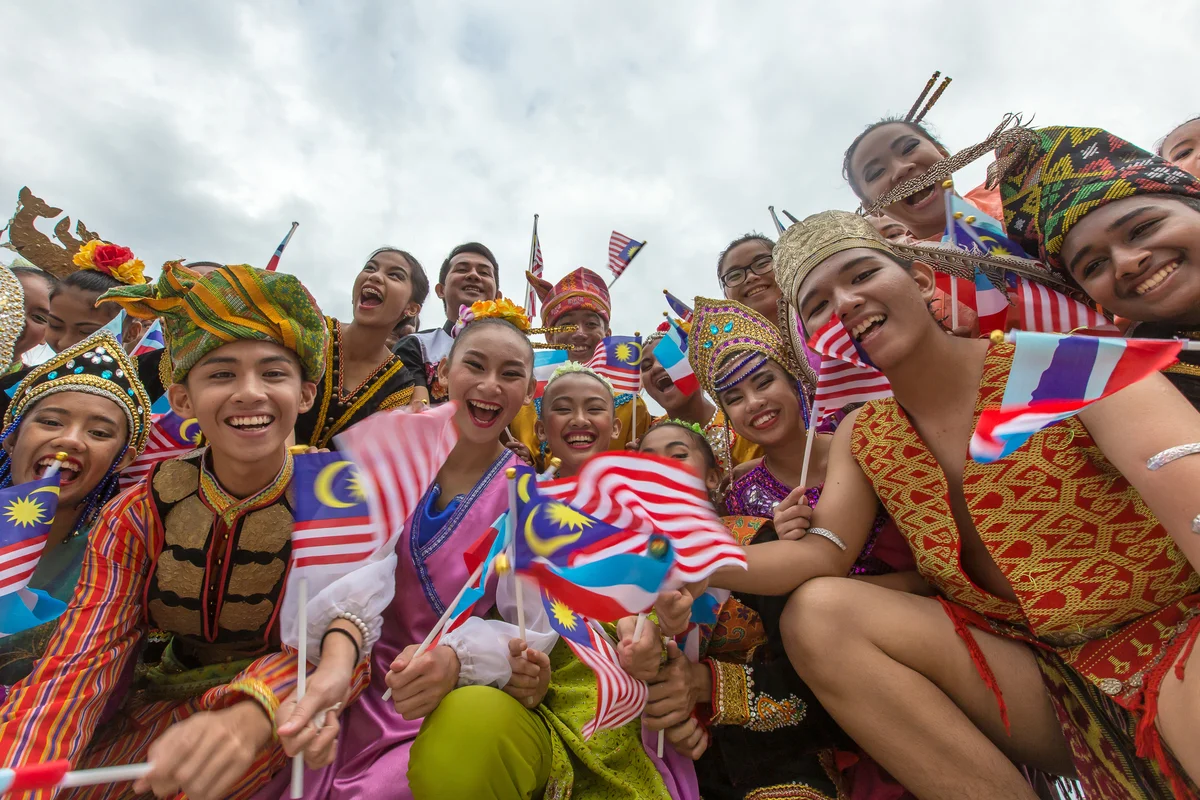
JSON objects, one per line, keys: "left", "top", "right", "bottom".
{"left": 717, "top": 233, "right": 784, "bottom": 327}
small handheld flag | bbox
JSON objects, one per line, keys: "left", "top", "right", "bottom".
{"left": 533, "top": 349, "right": 569, "bottom": 399}
{"left": 0, "top": 760, "right": 153, "bottom": 794}
{"left": 970, "top": 331, "right": 1183, "bottom": 462}
{"left": 650, "top": 328, "right": 698, "bottom": 397}
{"left": 290, "top": 452, "right": 375, "bottom": 570}
{"left": 607, "top": 231, "right": 645, "bottom": 282}
{"left": 266, "top": 222, "right": 299, "bottom": 272}
{"left": 526, "top": 214, "right": 543, "bottom": 317}
{"left": 119, "top": 410, "right": 202, "bottom": 490}
{"left": 806, "top": 316, "right": 892, "bottom": 419}
{"left": 131, "top": 319, "right": 165, "bottom": 357}
{"left": 1009, "top": 275, "right": 1118, "bottom": 336}
{"left": 587, "top": 335, "right": 643, "bottom": 394}
{"left": 663, "top": 290, "right": 694, "bottom": 323}
{"left": 98, "top": 310, "right": 125, "bottom": 345}
{"left": 0, "top": 472, "right": 63, "bottom": 637}
{"left": 768, "top": 206, "right": 787, "bottom": 236}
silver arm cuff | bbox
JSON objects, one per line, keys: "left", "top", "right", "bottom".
{"left": 1147, "top": 443, "right": 1200, "bottom": 471}
{"left": 808, "top": 527, "right": 847, "bottom": 551}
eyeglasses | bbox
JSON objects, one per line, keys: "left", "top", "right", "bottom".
{"left": 720, "top": 257, "right": 774, "bottom": 288}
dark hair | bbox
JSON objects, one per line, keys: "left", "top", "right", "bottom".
{"left": 640, "top": 419, "right": 717, "bottom": 473}
{"left": 716, "top": 232, "right": 774, "bottom": 277}
{"left": 365, "top": 248, "right": 430, "bottom": 313}
{"left": 10, "top": 265, "right": 57, "bottom": 293}
{"left": 53, "top": 268, "right": 123, "bottom": 299}
{"left": 1157, "top": 115, "right": 1200, "bottom": 157}
{"left": 438, "top": 242, "right": 500, "bottom": 288}
{"left": 842, "top": 117, "right": 948, "bottom": 201}
{"left": 447, "top": 317, "right": 534, "bottom": 369}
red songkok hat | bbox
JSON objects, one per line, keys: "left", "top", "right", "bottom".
{"left": 525, "top": 267, "right": 611, "bottom": 326}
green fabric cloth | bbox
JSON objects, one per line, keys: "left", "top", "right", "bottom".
{"left": 410, "top": 685, "right": 551, "bottom": 799}
{"left": 0, "top": 526, "right": 91, "bottom": 686}
{"left": 99, "top": 262, "right": 327, "bottom": 383}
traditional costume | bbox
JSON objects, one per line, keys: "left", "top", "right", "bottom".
{"left": 393, "top": 320, "right": 450, "bottom": 405}
{"left": 777, "top": 210, "right": 1200, "bottom": 799}
{"left": 0, "top": 263, "right": 361, "bottom": 800}
{"left": 510, "top": 268, "right": 650, "bottom": 465}
{"left": 688, "top": 297, "right": 914, "bottom": 800}
{"left": 0, "top": 332, "right": 152, "bottom": 689}
{"left": 294, "top": 317, "right": 422, "bottom": 448}
{"left": 994, "top": 124, "right": 1200, "bottom": 409}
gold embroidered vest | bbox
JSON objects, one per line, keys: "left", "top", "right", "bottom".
{"left": 144, "top": 452, "right": 294, "bottom": 665}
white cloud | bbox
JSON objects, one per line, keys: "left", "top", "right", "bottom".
{"left": 3, "top": 0, "right": 1197, "bottom": 343}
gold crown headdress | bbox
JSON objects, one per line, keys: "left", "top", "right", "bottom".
{"left": 688, "top": 297, "right": 804, "bottom": 398}
{"left": 0, "top": 187, "right": 102, "bottom": 279}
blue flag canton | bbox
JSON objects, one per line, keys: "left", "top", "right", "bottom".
{"left": 618, "top": 240, "right": 644, "bottom": 263}
{"left": 293, "top": 452, "right": 369, "bottom": 524}
{"left": 512, "top": 467, "right": 625, "bottom": 569}
{"left": 0, "top": 475, "right": 60, "bottom": 547}
{"left": 157, "top": 411, "right": 202, "bottom": 448}
{"left": 603, "top": 336, "right": 642, "bottom": 371}
{"left": 541, "top": 589, "right": 592, "bottom": 647}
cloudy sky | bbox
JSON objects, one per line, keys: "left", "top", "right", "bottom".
{"left": 3, "top": 0, "right": 1197, "bottom": 339}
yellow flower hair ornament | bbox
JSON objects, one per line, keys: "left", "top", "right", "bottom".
{"left": 73, "top": 240, "right": 148, "bottom": 285}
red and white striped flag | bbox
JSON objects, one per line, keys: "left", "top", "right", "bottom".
{"left": 526, "top": 216, "right": 544, "bottom": 316}
{"left": 607, "top": 231, "right": 644, "bottom": 279}
{"left": 806, "top": 317, "right": 892, "bottom": 417}
{"left": 118, "top": 411, "right": 202, "bottom": 490}
{"left": 335, "top": 401, "right": 460, "bottom": 543}
{"left": 537, "top": 452, "right": 745, "bottom": 584}
{"left": 1011, "top": 275, "right": 1119, "bottom": 336}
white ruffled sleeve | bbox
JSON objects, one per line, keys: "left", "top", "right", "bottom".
{"left": 439, "top": 574, "right": 559, "bottom": 688}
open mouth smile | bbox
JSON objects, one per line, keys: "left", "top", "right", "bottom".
{"left": 850, "top": 314, "right": 887, "bottom": 342}
{"left": 359, "top": 285, "right": 384, "bottom": 309}
{"left": 563, "top": 430, "right": 598, "bottom": 450}
{"left": 226, "top": 414, "right": 275, "bottom": 434}
{"left": 466, "top": 399, "right": 503, "bottom": 427}
{"left": 37, "top": 455, "right": 81, "bottom": 483}
{"left": 1134, "top": 260, "right": 1179, "bottom": 296}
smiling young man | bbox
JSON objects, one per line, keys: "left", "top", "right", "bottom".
{"left": 510, "top": 267, "right": 650, "bottom": 467}
{"left": 995, "top": 125, "right": 1200, "bottom": 409}
{"left": 394, "top": 242, "right": 500, "bottom": 405}
{"left": 0, "top": 263, "right": 367, "bottom": 800}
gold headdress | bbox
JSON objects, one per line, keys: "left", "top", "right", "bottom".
{"left": 0, "top": 266, "right": 24, "bottom": 368}
{"left": 0, "top": 187, "right": 102, "bottom": 279}
{"left": 688, "top": 297, "right": 803, "bottom": 398}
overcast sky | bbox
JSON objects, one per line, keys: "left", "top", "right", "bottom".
{"left": 3, "top": 0, "right": 1197, "bottom": 339}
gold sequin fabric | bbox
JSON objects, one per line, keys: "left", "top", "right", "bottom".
{"left": 689, "top": 297, "right": 799, "bottom": 397}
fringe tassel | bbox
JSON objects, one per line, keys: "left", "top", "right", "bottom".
{"left": 936, "top": 597, "right": 1011, "bottom": 735}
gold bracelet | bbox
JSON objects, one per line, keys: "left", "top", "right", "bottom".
{"left": 226, "top": 678, "right": 281, "bottom": 738}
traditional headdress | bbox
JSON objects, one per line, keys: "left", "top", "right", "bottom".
{"left": 994, "top": 125, "right": 1200, "bottom": 274}
{"left": 0, "top": 265, "right": 25, "bottom": 367}
{"left": 904, "top": 70, "right": 953, "bottom": 124}
{"left": 0, "top": 187, "right": 103, "bottom": 279}
{"left": 4, "top": 331, "right": 152, "bottom": 455}
{"left": 72, "top": 239, "right": 148, "bottom": 285}
{"left": 688, "top": 297, "right": 803, "bottom": 398}
{"left": 450, "top": 297, "right": 573, "bottom": 347}
{"left": 98, "top": 262, "right": 327, "bottom": 383}
{"left": 526, "top": 267, "right": 611, "bottom": 326}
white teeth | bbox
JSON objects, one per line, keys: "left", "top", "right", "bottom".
{"left": 1135, "top": 262, "right": 1178, "bottom": 295}
{"left": 470, "top": 401, "right": 501, "bottom": 411}
{"left": 753, "top": 411, "right": 778, "bottom": 427}
{"left": 228, "top": 415, "right": 273, "bottom": 428}
{"left": 38, "top": 457, "right": 78, "bottom": 472}
{"left": 565, "top": 433, "right": 594, "bottom": 443}
{"left": 851, "top": 315, "right": 886, "bottom": 338}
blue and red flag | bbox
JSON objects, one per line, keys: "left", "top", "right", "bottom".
{"left": 970, "top": 331, "right": 1182, "bottom": 462}
{"left": 533, "top": 349, "right": 569, "bottom": 399}
{"left": 587, "top": 335, "right": 643, "bottom": 394}
{"left": 511, "top": 465, "right": 673, "bottom": 621}
{"left": 428, "top": 513, "right": 509, "bottom": 646}
{"left": 265, "top": 222, "right": 299, "bottom": 272}
{"left": 663, "top": 290, "right": 694, "bottom": 324}
{"left": 0, "top": 474, "right": 64, "bottom": 637}
{"left": 651, "top": 324, "right": 699, "bottom": 397}
{"left": 132, "top": 319, "right": 165, "bottom": 356}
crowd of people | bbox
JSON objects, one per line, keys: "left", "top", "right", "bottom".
{"left": 0, "top": 88, "right": 1195, "bottom": 800}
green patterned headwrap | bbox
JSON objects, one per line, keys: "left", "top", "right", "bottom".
{"left": 98, "top": 261, "right": 327, "bottom": 383}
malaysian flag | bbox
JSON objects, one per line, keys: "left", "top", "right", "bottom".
{"left": 534, "top": 452, "right": 746, "bottom": 585}
{"left": 335, "top": 400, "right": 460, "bottom": 543}
{"left": 289, "top": 452, "right": 376, "bottom": 570}
{"left": 1010, "top": 275, "right": 1119, "bottom": 336}
{"left": 970, "top": 331, "right": 1181, "bottom": 462}
{"left": 118, "top": 410, "right": 202, "bottom": 490}
{"left": 527, "top": 215, "right": 544, "bottom": 316}
{"left": 0, "top": 474, "right": 65, "bottom": 637}
{"left": 663, "top": 290, "right": 693, "bottom": 323}
{"left": 541, "top": 589, "right": 648, "bottom": 738}
{"left": 806, "top": 316, "right": 892, "bottom": 417}
{"left": 587, "top": 335, "right": 642, "bottom": 394}
{"left": 607, "top": 231, "right": 645, "bottom": 279}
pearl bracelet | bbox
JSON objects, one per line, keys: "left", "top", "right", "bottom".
{"left": 335, "top": 611, "right": 370, "bottom": 647}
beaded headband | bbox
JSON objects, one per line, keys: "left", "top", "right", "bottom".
{"left": 688, "top": 297, "right": 802, "bottom": 398}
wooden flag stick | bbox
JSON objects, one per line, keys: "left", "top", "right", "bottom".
{"left": 290, "top": 576, "right": 308, "bottom": 798}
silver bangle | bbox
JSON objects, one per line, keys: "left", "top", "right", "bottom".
{"left": 1147, "top": 443, "right": 1200, "bottom": 471}
{"left": 335, "top": 611, "right": 370, "bottom": 647}
{"left": 808, "top": 527, "right": 847, "bottom": 551}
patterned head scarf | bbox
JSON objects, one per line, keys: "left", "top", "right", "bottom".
{"left": 526, "top": 267, "right": 611, "bottom": 326}
{"left": 996, "top": 125, "right": 1200, "bottom": 274}
{"left": 4, "top": 331, "right": 152, "bottom": 455}
{"left": 688, "top": 297, "right": 802, "bottom": 398}
{"left": 98, "top": 262, "right": 327, "bottom": 383}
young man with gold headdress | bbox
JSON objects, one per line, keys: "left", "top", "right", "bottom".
{"left": 768, "top": 210, "right": 1200, "bottom": 798}
{"left": 508, "top": 267, "right": 650, "bottom": 467}
{"left": 0, "top": 263, "right": 369, "bottom": 800}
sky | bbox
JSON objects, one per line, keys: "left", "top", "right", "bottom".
{"left": 3, "top": 0, "right": 1197, "bottom": 344}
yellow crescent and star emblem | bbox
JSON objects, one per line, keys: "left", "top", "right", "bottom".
{"left": 179, "top": 418, "right": 202, "bottom": 445}
{"left": 5, "top": 484, "right": 59, "bottom": 528}
{"left": 314, "top": 460, "right": 365, "bottom": 509}
{"left": 614, "top": 341, "right": 642, "bottom": 366}
{"left": 518, "top": 472, "right": 594, "bottom": 558}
